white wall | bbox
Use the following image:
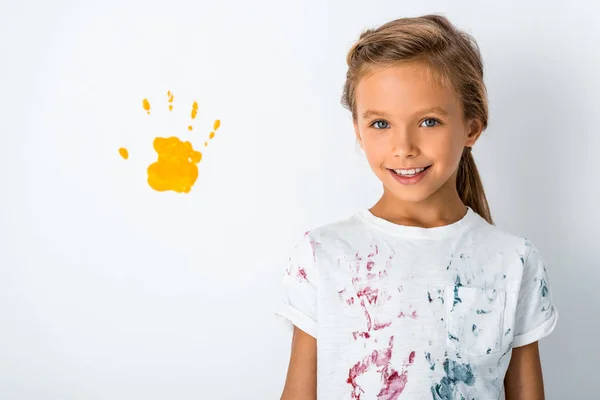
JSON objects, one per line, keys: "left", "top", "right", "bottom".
{"left": 1, "top": 0, "right": 597, "bottom": 398}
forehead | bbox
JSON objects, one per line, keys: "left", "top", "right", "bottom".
{"left": 355, "top": 63, "right": 461, "bottom": 117}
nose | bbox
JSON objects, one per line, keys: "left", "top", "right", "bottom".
{"left": 390, "top": 128, "right": 419, "bottom": 158}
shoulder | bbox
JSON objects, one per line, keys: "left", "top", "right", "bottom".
{"left": 466, "top": 212, "right": 535, "bottom": 261}
{"left": 465, "top": 213, "right": 551, "bottom": 292}
{"left": 305, "top": 212, "right": 366, "bottom": 241}
{"left": 297, "top": 211, "right": 373, "bottom": 262}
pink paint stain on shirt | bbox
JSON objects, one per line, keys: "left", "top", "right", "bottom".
{"left": 377, "top": 370, "right": 408, "bottom": 400}
{"left": 373, "top": 321, "right": 392, "bottom": 330}
{"left": 297, "top": 267, "right": 308, "bottom": 281}
{"left": 348, "top": 363, "right": 369, "bottom": 399}
{"left": 346, "top": 252, "right": 396, "bottom": 340}
{"left": 397, "top": 310, "right": 418, "bottom": 319}
{"left": 360, "top": 300, "right": 373, "bottom": 332}
{"left": 398, "top": 305, "right": 418, "bottom": 319}
{"left": 352, "top": 331, "right": 371, "bottom": 340}
{"left": 366, "top": 260, "right": 375, "bottom": 271}
{"left": 347, "top": 337, "right": 414, "bottom": 400}
{"left": 352, "top": 280, "right": 394, "bottom": 337}
{"left": 357, "top": 286, "right": 379, "bottom": 305}
{"left": 338, "top": 288, "right": 356, "bottom": 306}
{"left": 367, "top": 244, "right": 379, "bottom": 258}
{"left": 376, "top": 350, "right": 416, "bottom": 400}
{"left": 383, "top": 249, "right": 395, "bottom": 270}
{"left": 353, "top": 251, "right": 363, "bottom": 273}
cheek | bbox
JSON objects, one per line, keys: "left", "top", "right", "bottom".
{"left": 362, "top": 139, "right": 388, "bottom": 166}
{"left": 427, "top": 135, "right": 464, "bottom": 166}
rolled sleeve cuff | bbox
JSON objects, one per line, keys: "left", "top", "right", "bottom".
{"left": 275, "top": 301, "right": 317, "bottom": 338}
{"left": 513, "top": 306, "right": 558, "bottom": 348}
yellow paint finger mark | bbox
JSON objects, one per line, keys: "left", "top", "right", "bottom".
{"left": 191, "top": 101, "right": 198, "bottom": 119}
{"left": 142, "top": 99, "right": 151, "bottom": 114}
{"left": 147, "top": 136, "right": 202, "bottom": 193}
{"left": 167, "top": 91, "right": 174, "bottom": 111}
{"left": 119, "top": 147, "right": 129, "bottom": 159}
{"left": 209, "top": 131, "right": 215, "bottom": 139}
{"left": 204, "top": 141, "right": 208, "bottom": 147}
{"left": 213, "top": 119, "right": 220, "bottom": 130}
{"left": 188, "top": 126, "right": 193, "bottom": 131}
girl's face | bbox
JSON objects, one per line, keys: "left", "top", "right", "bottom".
{"left": 353, "top": 62, "right": 483, "bottom": 205}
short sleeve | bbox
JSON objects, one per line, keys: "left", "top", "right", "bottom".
{"left": 512, "top": 241, "right": 559, "bottom": 347}
{"left": 274, "top": 233, "right": 318, "bottom": 338}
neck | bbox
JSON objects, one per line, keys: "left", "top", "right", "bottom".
{"left": 370, "top": 177, "right": 466, "bottom": 229}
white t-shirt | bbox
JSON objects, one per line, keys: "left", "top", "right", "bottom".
{"left": 275, "top": 207, "right": 558, "bottom": 400}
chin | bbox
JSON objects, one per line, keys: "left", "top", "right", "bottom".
{"left": 383, "top": 183, "right": 435, "bottom": 203}
{"left": 391, "top": 190, "right": 434, "bottom": 203}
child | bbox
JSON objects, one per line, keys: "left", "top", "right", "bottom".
{"left": 275, "top": 14, "right": 558, "bottom": 400}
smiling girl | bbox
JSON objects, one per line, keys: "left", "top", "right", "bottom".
{"left": 276, "top": 14, "right": 558, "bottom": 400}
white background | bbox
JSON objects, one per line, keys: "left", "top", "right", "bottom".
{"left": 1, "top": 0, "right": 597, "bottom": 398}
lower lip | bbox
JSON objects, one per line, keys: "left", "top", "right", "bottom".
{"left": 389, "top": 167, "right": 430, "bottom": 185}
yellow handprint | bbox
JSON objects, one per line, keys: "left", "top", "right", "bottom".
{"left": 119, "top": 91, "right": 221, "bottom": 194}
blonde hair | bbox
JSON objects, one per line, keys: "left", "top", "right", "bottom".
{"left": 341, "top": 14, "right": 494, "bottom": 224}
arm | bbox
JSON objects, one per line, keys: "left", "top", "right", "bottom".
{"left": 504, "top": 341, "right": 545, "bottom": 400}
{"left": 505, "top": 240, "right": 558, "bottom": 399}
{"left": 280, "top": 326, "right": 317, "bottom": 400}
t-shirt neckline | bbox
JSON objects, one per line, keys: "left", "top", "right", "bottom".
{"left": 356, "top": 206, "right": 479, "bottom": 239}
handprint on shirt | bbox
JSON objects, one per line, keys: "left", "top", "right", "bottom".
{"left": 118, "top": 91, "right": 221, "bottom": 193}
{"left": 337, "top": 245, "right": 397, "bottom": 340}
{"left": 347, "top": 336, "right": 416, "bottom": 400}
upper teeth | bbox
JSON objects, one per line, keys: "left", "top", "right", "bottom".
{"left": 394, "top": 167, "right": 426, "bottom": 176}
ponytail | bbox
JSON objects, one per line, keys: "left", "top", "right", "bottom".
{"left": 457, "top": 147, "right": 493, "bottom": 225}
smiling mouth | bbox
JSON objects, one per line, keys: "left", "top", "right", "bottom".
{"left": 388, "top": 165, "right": 432, "bottom": 177}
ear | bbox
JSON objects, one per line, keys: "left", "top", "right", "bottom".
{"left": 465, "top": 118, "right": 484, "bottom": 148}
{"left": 354, "top": 120, "right": 363, "bottom": 149}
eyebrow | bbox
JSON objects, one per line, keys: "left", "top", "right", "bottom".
{"left": 361, "top": 106, "right": 449, "bottom": 119}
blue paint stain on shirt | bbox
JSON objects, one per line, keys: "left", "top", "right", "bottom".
{"left": 426, "top": 352, "right": 436, "bottom": 370}
{"left": 453, "top": 275, "right": 463, "bottom": 308}
{"left": 540, "top": 279, "right": 548, "bottom": 297}
{"left": 431, "top": 359, "right": 476, "bottom": 400}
